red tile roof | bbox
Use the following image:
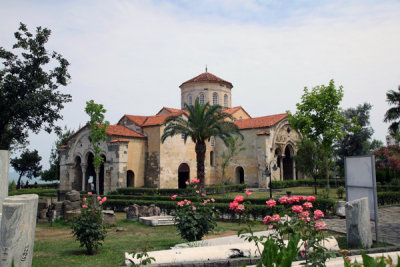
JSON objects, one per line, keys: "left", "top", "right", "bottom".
{"left": 156, "top": 107, "right": 183, "bottom": 115}
{"left": 110, "top": 138, "right": 130, "bottom": 143}
{"left": 256, "top": 131, "right": 270, "bottom": 136}
{"left": 235, "top": 113, "right": 287, "bottom": 130}
{"left": 223, "top": 106, "right": 252, "bottom": 118}
{"left": 121, "top": 110, "right": 188, "bottom": 128}
{"left": 180, "top": 72, "right": 233, "bottom": 88}
{"left": 58, "top": 145, "right": 68, "bottom": 149}
{"left": 123, "top": 115, "right": 148, "bottom": 126}
{"left": 106, "top": 125, "right": 146, "bottom": 138}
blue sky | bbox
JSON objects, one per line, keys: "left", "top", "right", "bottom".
{"left": 1, "top": 0, "right": 400, "bottom": 182}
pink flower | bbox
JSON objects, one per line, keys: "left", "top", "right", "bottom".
{"left": 307, "top": 196, "right": 316, "bottom": 202}
{"left": 82, "top": 198, "right": 87, "bottom": 202}
{"left": 82, "top": 204, "right": 87, "bottom": 208}
{"left": 99, "top": 201, "right": 103, "bottom": 205}
{"left": 229, "top": 201, "right": 239, "bottom": 211}
{"left": 88, "top": 192, "right": 92, "bottom": 195}
{"left": 272, "top": 214, "right": 280, "bottom": 222}
{"left": 315, "top": 221, "right": 327, "bottom": 230}
{"left": 201, "top": 193, "right": 206, "bottom": 197}
{"left": 196, "top": 190, "right": 200, "bottom": 194}
{"left": 303, "top": 202, "right": 313, "bottom": 210}
{"left": 177, "top": 201, "right": 184, "bottom": 207}
{"left": 292, "top": 205, "right": 303, "bottom": 213}
{"left": 298, "top": 195, "right": 306, "bottom": 201}
{"left": 171, "top": 195, "right": 177, "bottom": 200}
{"left": 313, "top": 210, "right": 324, "bottom": 220}
{"left": 245, "top": 190, "right": 252, "bottom": 196}
{"left": 97, "top": 196, "right": 101, "bottom": 200}
{"left": 298, "top": 211, "right": 310, "bottom": 222}
{"left": 266, "top": 199, "right": 277, "bottom": 208}
{"left": 262, "top": 216, "right": 273, "bottom": 224}
{"left": 211, "top": 198, "right": 215, "bottom": 202}
{"left": 192, "top": 178, "right": 200, "bottom": 184}
{"left": 187, "top": 201, "right": 191, "bottom": 205}
{"left": 278, "top": 196, "right": 289, "bottom": 204}
{"left": 345, "top": 256, "right": 352, "bottom": 263}
{"left": 102, "top": 197, "right": 107, "bottom": 202}
{"left": 288, "top": 196, "right": 299, "bottom": 204}
{"left": 234, "top": 195, "right": 244, "bottom": 203}
{"left": 192, "top": 205, "right": 197, "bottom": 211}
{"left": 185, "top": 180, "right": 189, "bottom": 185}
{"left": 237, "top": 204, "right": 245, "bottom": 212}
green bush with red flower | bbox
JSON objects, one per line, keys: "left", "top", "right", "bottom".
{"left": 71, "top": 192, "right": 108, "bottom": 255}
{"left": 373, "top": 145, "right": 400, "bottom": 171}
{"left": 230, "top": 194, "right": 334, "bottom": 266}
{"left": 172, "top": 178, "right": 217, "bottom": 242}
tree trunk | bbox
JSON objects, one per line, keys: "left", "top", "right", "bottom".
{"left": 222, "top": 167, "right": 226, "bottom": 197}
{"left": 95, "top": 167, "right": 100, "bottom": 195}
{"left": 17, "top": 174, "right": 23, "bottom": 189}
{"left": 195, "top": 141, "right": 206, "bottom": 188}
{"left": 326, "top": 160, "right": 330, "bottom": 197}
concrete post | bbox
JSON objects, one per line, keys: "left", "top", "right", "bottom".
{"left": 0, "top": 150, "right": 10, "bottom": 218}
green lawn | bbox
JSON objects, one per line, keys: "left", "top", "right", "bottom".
{"left": 32, "top": 213, "right": 266, "bottom": 267}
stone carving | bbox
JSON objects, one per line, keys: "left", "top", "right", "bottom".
{"left": 102, "top": 210, "right": 117, "bottom": 227}
{"left": 0, "top": 194, "right": 39, "bottom": 267}
{"left": 345, "top": 197, "right": 372, "bottom": 249}
{"left": 126, "top": 204, "right": 161, "bottom": 220}
{"left": 335, "top": 201, "right": 346, "bottom": 217}
{"left": 65, "top": 190, "right": 80, "bottom": 202}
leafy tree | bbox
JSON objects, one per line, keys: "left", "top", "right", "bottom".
{"left": 294, "top": 137, "right": 327, "bottom": 195}
{"left": 335, "top": 103, "right": 374, "bottom": 173}
{"left": 384, "top": 85, "right": 400, "bottom": 139}
{"left": 287, "top": 80, "right": 344, "bottom": 193}
{"left": 0, "top": 23, "right": 71, "bottom": 150}
{"left": 85, "top": 100, "right": 109, "bottom": 195}
{"left": 220, "top": 136, "right": 245, "bottom": 196}
{"left": 161, "top": 98, "right": 242, "bottom": 188}
{"left": 10, "top": 149, "right": 42, "bottom": 189}
{"left": 41, "top": 126, "right": 74, "bottom": 181}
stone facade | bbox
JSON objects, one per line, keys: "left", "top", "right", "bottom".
{"left": 59, "top": 72, "right": 301, "bottom": 193}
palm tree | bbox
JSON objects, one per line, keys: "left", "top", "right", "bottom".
{"left": 161, "top": 98, "right": 242, "bottom": 188}
{"left": 384, "top": 86, "right": 400, "bottom": 137}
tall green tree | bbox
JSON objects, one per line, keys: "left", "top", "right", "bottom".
{"left": 41, "top": 126, "right": 75, "bottom": 182}
{"left": 0, "top": 23, "right": 71, "bottom": 150}
{"left": 335, "top": 103, "right": 374, "bottom": 173}
{"left": 161, "top": 98, "right": 242, "bottom": 188}
{"left": 384, "top": 85, "right": 400, "bottom": 140}
{"left": 11, "top": 149, "right": 42, "bottom": 189}
{"left": 287, "top": 79, "right": 344, "bottom": 192}
{"left": 85, "top": 100, "right": 109, "bottom": 195}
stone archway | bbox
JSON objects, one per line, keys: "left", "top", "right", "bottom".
{"left": 73, "top": 156, "right": 83, "bottom": 191}
{"left": 235, "top": 166, "right": 244, "bottom": 184}
{"left": 283, "top": 145, "right": 294, "bottom": 180}
{"left": 85, "top": 153, "right": 106, "bottom": 194}
{"left": 178, "top": 163, "right": 190, "bottom": 189}
{"left": 127, "top": 170, "right": 135, "bottom": 187}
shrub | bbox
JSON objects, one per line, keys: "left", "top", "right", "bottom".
{"left": 377, "top": 192, "right": 400, "bottom": 206}
{"left": 270, "top": 179, "right": 345, "bottom": 189}
{"left": 71, "top": 193, "right": 107, "bottom": 255}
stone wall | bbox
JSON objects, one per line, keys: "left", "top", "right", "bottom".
{"left": 180, "top": 81, "right": 232, "bottom": 108}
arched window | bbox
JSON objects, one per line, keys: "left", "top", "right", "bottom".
{"left": 224, "top": 94, "right": 228, "bottom": 107}
{"left": 210, "top": 151, "right": 214, "bottom": 166}
{"left": 210, "top": 137, "right": 215, "bottom": 147}
{"left": 212, "top": 93, "right": 218, "bottom": 105}
{"left": 188, "top": 95, "right": 193, "bottom": 106}
{"left": 199, "top": 93, "right": 205, "bottom": 104}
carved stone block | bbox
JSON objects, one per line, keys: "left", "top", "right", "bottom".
{"left": 345, "top": 197, "right": 372, "bottom": 249}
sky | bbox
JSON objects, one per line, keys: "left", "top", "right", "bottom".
{"left": 1, "top": 0, "right": 400, "bottom": 181}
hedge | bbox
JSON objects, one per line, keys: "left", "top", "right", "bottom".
{"left": 8, "top": 188, "right": 57, "bottom": 197}
{"left": 112, "top": 184, "right": 247, "bottom": 196}
{"left": 25, "top": 183, "right": 59, "bottom": 189}
{"left": 270, "top": 179, "right": 345, "bottom": 189}
{"left": 377, "top": 191, "right": 400, "bottom": 205}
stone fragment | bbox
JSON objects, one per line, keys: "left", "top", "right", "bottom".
{"left": 64, "top": 210, "right": 81, "bottom": 222}
{"left": 345, "top": 197, "right": 372, "bottom": 249}
{"left": 0, "top": 194, "right": 38, "bottom": 267}
{"left": 65, "top": 190, "right": 80, "bottom": 202}
{"left": 102, "top": 210, "right": 117, "bottom": 227}
{"left": 116, "top": 227, "right": 126, "bottom": 232}
{"left": 335, "top": 201, "right": 346, "bottom": 217}
{"left": 39, "top": 209, "right": 47, "bottom": 219}
{"left": 138, "top": 205, "right": 149, "bottom": 217}
{"left": 126, "top": 204, "right": 139, "bottom": 220}
{"left": 70, "top": 201, "right": 81, "bottom": 210}
{"left": 148, "top": 204, "right": 161, "bottom": 216}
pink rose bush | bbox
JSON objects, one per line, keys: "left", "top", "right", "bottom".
{"left": 230, "top": 194, "right": 333, "bottom": 265}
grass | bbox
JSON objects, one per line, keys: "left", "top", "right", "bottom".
{"left": 33, "top": 212, "right": 266, "bottom": 267}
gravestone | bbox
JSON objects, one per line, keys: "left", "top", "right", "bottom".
{"left": 0, "top": 150, "right": 10, "bottom": 222}
{"left": 345, "top": 197, "right": 372, "bottom": 249}
{"left": 126, "top": 204, "right": 139, "bottom": 220}
{"left": 0, "top": 194, "right": 39, "bottom": 267}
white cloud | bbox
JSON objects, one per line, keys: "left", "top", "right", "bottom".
{"left": 1, "top": 0, "right": 399, "bottom": 170}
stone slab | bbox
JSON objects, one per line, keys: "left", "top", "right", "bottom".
{"left": 0, "top": 194, "right": 38, "bottom": 267}
{"left": 346, "top": 197, "right": 372, "bottom": 249}
{"left": 139, "top": 216, "right": 175, "bottom": 226}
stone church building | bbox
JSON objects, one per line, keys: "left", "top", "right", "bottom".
{"left": 59, "top": 72, "right": 300, "bottom": 194}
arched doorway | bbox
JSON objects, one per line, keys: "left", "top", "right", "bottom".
{"left": 178, "top": 163, "right": 190, "bottom": 189}
{"left": 74, "top": 156, "right": 83, "bottom": 191}
{"left": 235, "top": 166, "right": 244, "bottom": 184}
{"left": 283, "top": 145, "right": 294, "bottom": 180}
{"left": 127, "top": 170, "right": 135, "bottom": 187}
{"left": 99, "top": 155, "right": 106, "bottom": 194}
{"left": 85, "top": 153, "right": 106, "bottom": 194}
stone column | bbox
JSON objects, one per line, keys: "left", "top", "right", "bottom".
{"left": 81, "top": 164, "right": 87, "bottom": 191}
{"left": 0, "top": 150, "right": 10, "bottom": 219}
{"left": 95, "top": 168, "right": 100, "bottom": 195}
{"left": 103, "top": 163, "right": 110, "bottom": 193}
{"left": 292, "top": 159, "right": 296, "bottom": 180}
{"left": 0, "top": 194, "right": 38, "bottom": 267}
{"left": 279, "top": 156, "right": 283, "bottom": 181}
